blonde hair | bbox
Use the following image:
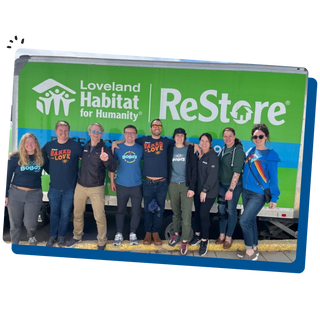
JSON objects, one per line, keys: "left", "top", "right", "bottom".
{"left": 88, "top": 122, "right": 104, "bottom": 133}
{"left": 17, "top": 133, "right": 44, "bottom": 167}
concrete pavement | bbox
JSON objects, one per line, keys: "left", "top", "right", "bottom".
{"left": 5, "top": 239, "right": 297, "bottom": 263}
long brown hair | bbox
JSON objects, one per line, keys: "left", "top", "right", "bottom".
{"left": 17, "top": 133, "right": 44, "bottom": 167}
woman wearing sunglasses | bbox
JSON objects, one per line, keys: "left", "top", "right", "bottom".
{"left": 238, "top": 123, "right": 280, "bottom": 260}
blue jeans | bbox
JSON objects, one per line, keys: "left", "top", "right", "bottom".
{"left": 48, "top": 187, "right": 75, "bottom": 238}
{"left": 143, "top": 179, "right": 168, "bottom": 233}
{"left": 218, "top": 183, "right": 243, "bottom": 238}
{"left": 240, "top": 188, "right": 265, "bottom": 249}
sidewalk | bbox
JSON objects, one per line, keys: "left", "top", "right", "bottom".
{"left": 7, "top": 239, "right": 297, "bottom": 263}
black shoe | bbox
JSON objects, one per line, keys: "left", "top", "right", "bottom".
{"left": 66, "top": 238, "right": 82, "bottom": 248}
{"left": 199, "top": 239, "right": 209, "bottom": 256}
{"left": 98, "top": 243, "right": 106, "bottom": 250}
{"left": 189, "top": 234, "right": 201, "bottom": 246}
{"left": 46, "top": 236, "right": 57, "bottom": 247}
{"left": 58, "top": 237, "right": 66, "bottom": 247}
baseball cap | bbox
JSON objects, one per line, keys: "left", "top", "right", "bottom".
{"left": 173, "top": 128, "right": 186, "bottom": 137}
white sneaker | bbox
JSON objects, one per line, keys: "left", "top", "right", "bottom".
{"left": 28, "top": 237, "right": 37, "bottom": 246}
{"left": 113, "top": 232, "right": 124, "bottom": 246}
{"left": 129, "top": 232, "right": 138, "bottom": 245}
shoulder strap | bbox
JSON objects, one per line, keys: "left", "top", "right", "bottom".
{"left": 249, "top": 162, "right": 265, "bottom": 191}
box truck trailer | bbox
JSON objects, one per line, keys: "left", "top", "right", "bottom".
{"left": 9, "top": 49, "right": 311, "bottom": 239}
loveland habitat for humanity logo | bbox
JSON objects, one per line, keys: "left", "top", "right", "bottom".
{"left": 32, "top": 79, "right": 76, "bottom": 116}
{"left": 32, "top": 78, "right": 143, "bottom": 122}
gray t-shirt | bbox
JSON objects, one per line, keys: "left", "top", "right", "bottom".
{"left": 171, "top": 146, "right": 188, "bottom": 183}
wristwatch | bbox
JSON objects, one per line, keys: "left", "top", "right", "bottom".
{"left": 228, "top": 188, "right": 234, "bottom": 192}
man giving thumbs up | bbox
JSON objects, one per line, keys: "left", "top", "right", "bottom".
{"left": 67, "top": 123, "right": 116, "bottom": 250}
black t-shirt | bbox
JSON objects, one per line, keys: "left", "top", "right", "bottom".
{"left": 42, "top": 139, "right": 83, "bottom": 190}
{"left": 6, "top": 154, "right": 44, "bottom": 197}
{"left": 136, "top": 136, "right": 174, "bottom": 178}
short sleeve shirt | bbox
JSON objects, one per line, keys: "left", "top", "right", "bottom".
{"left": 114, "top": 143, "right": 144, "bottom": 187}
{"left": 136, "top": 136, "right": 174, "bottom": 178}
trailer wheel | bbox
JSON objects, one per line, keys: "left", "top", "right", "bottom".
{"left": 160, "top": 214, "right": 194, "bottom": 241}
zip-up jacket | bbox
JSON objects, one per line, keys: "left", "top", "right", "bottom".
{"left": 77, "top": 139, "right": 117, "bottom": 188}
{"left": 167, "top": 144, "right": 198, "bottom": 191}
{"left": 219, "top": 144, "right": 245, "bottom": 185}
{"left": 243, "top": 147, "right": 281, "bottom": 203}
{"left": 196, "top": 148, "right": 220, "bottom": 198}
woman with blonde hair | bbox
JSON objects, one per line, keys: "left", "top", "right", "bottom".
{"left": 5, "top": 133, "right": 47, "bottom": 245}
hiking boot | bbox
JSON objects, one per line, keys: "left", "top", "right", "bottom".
{"left": 237, "top": 248, "right": 259, "bottom": 258}
{"left": 152, "top": 232, "right": 162, "bottom": 246}
{"left": 143, "top": 232, "right": 152, "bottom": 245}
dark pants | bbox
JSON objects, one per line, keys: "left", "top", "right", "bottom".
{"left": 193, "top": 194, "right": 216, "bottom": 240}
{"left": 218, "top": 183, "right": 243, "bottom": 238}
{"left": 48, "top": 187, "right": 75, "bottom": 238}
{"left": 116, "top": 184, "right": 142, "bottom": 233}
{"left": 7, "top": 186, "right": 43, "bottom": 244}
{"left": 143, "top": 179, "right": 168, "bottom": 233}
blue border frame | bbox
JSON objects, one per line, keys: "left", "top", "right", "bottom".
{"left": 11, "top": 78, "right": 317, "bottom": 273}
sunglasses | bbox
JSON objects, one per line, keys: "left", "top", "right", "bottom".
{"left": 252, "top": 135, "right": 265, "bottom": 140}
{"left": 91, "top": 130, "right": 102, "bottom": 134}
{"left": 151, "top": 125, "right": 162, "bottom": 129}
{"left": 124, "top": 132, "right": 137, "bottom": 135}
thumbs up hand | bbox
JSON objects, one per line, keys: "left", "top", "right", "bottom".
{"left": 100, "top": 147, "right": 109, "bottom": 162}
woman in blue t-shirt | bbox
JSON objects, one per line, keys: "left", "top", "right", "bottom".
{"left": 5, "top": 133, "right": 47, "bottom": 245}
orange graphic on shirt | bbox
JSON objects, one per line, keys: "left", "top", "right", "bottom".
{"left": 144, "top": 141, "right": 164, "bottom": 155}
{"left": 50, "top": 149, "right": 72, "bottom": 163}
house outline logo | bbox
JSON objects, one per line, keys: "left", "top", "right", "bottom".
{"left": 32, "top": 79, "right": 76, "bottom": 116}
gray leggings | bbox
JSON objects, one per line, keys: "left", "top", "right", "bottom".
{"left": 7, "top": 186, "right": 43, "bottom": 244}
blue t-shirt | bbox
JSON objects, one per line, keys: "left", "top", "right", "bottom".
{"left": 114, "top": 143, "right": 144, "bottom": 187}
{"left": 42, "top": 138, "right": 83, "bottom": 190}
{"left": 136, "top": 136, "right": 174, "bottom": 178}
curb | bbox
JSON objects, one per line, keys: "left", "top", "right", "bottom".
{"left": 6, "top": 239, "right": 297, "bottom": 252}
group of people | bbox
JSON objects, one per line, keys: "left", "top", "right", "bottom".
{"left": 5, "top": 118, "right": 280, "bottom": 260}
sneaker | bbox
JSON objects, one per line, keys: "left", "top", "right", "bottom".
{"left": 189, "top": 234, "right": 201, "bottom": 246}
{"left": 46, "top": 236, "right": 57, "bottom": 247}
{"left": 129, "top": 232, "right": 138, "bottom": 245}
{"left": 28, "top": 237, "right": 37, "bottom": 246}
{"left": 58, "top": 237, "right": 66, "bottom": 247}
{"left": 199, "top": 239, "right": 209, "bottom": 256}
{"left": 237, "top": 248, "right": 259, "bottom": 258}
{"left": 181, "top": 241, "right": 188, "bottom": 255}
{"left": 243, "top": 251, "right": 259, "bottom": 261}
{"left": 168, "top": 234, "right": 181, "bottom": 246}
{"left": 113, "top": 232, "right": 124, "bottom": 246}
{"left": 66, "top": 238, "right": 82, "bottom": 248}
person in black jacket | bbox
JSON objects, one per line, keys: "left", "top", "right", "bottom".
{"left": 167, "top": 128, "right": 198, "bottom": 255}
{"left": 189, "top": 133, "right": 219, "bottom": 256}
{"left": 67, "top": 123, "right": 117, "bottom": 250}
